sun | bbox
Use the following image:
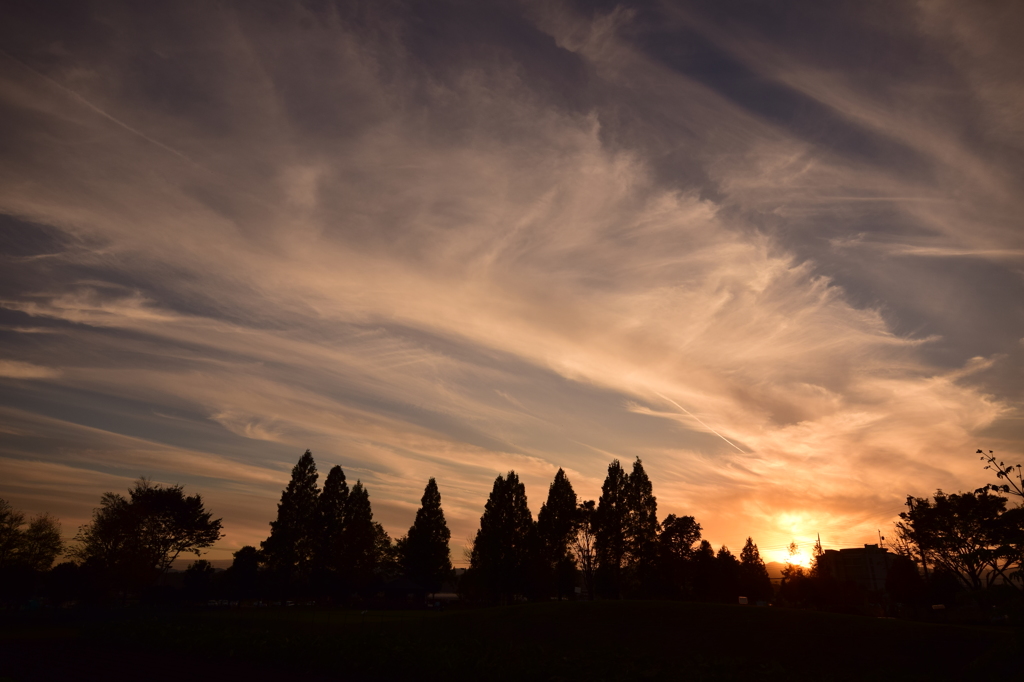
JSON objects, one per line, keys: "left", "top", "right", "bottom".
{"left": 766, "top": 548, "right": 815, "bottom": 568}
{"left": 786, "top": 551, "right": 814, "bottom": 569}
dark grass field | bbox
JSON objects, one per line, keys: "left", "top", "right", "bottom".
{"left": 2, "top": 601, "right": 1022, "bottom": 681}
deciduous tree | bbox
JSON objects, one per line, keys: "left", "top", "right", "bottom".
{"left": 571, "top": 500, "right": 598, "bottom": 600}
{"left": 896, "top": 489, "right": 1024, "bottom": 591}
{"left": 0, "top": 500, "right": 63, "bottom": 571}
{"left": 71, "top": 479, "right": 222, "bottom": 588}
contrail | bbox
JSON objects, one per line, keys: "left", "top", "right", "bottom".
{"left": 1, "top": 49, "right": 200, "bottom": 167}
{"left": 654, "top": 391, "right": 747, "bottom": 453}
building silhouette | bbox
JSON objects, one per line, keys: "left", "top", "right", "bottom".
{"left": 818, "top": 544, "right": 896, "bottom": 591}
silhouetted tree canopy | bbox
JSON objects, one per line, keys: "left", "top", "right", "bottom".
{"left": 342, "top": 481, "right": 379, "bottom": 588}
{"left": 261, "top": 450, "right": 320, "bottom": 579}
{"left": 572, "top": 500, "right": 598, "bottom": 600}
{"left": 402, "top": 478, "right": 453, "bottom": 592}
{"left": 0, "top": 499, "right": 63, "bottom": 571}
{"left": 738, "top": 537, "right": 773, "bottom": 602}
{"left": 896, "top": 489, "right": 1024, "bottom": 591}
{"left": 659, "top": 514, "right": 701, "bottom": 597}
{"left": 537, "top": 469, "right": 579, "bottom": 599}
{"left": 470, "top": 471, "right": 535, "bottom": 601}
{"left": 71, "top": 478, "right": 222, "bottom": 588}
{"left": 624, "top": 458, "right": 658, "bottom": 568}
{"left": 595, "top": 460, "right": 628, "bottom": 597}
{"left": 317, "top": 465, "right": 349, "bottom": 575}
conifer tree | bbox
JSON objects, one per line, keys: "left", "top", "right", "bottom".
{"left": 402, "top": 478, "right": 453, "bottom": 593}
{"left": 623, "top": 457, "right": 659, "bottom": 567}
{"left": 714, "top": 545, "right": 741, "bottom": 602}
{"left": 470, "top": 471, "right": 535, "bottom": 601}
{"left": 342, "top": 481, "right": 378, "bottom": 589}
{"left": 692, "top": 539, "right": 717, "bottom": 600}
{"left": 537, "top": 468, "right": 579, "bottom": 598}
{"left": 738, "top": 537, "right": 773, "bottom": 602}
{"left": 317, "top": 465, "right": 349, "bottom": 574}
{"left": 261, "top": 450, "right": 320, "bottom": 580}
{"left": 595, "top": 460, "right": 628, "bottom": 596}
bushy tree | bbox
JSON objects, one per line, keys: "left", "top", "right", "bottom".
{"left": 738, "top": 537, "right": 773, "bottom": 602}
{"left": 402, "top": 478, "right": 453, "bottom": 593}
{"left": 71, "top": 479, "right": 222, "bottom": 589}
{"left": 537, "top": 469, "right": 579, "bottom": 599}
{"left": 658, "top": 514, "right": 701, "bottom": 597}
{"left": 470, "top": 471, "right": 535, "bottom": 601}
{"left": 895, "top": 489, "right": 1024, "bottom": 591}
{"left": 224, "top": 545, "right": 261, "bottom": 599}
{"left": 261, "top": 450, "right": 320, "bottom": 579}
{"left": 0, "top": 499, "right": 63, "bottom": 571}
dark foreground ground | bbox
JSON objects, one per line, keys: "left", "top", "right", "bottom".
{"left": 2, "top": 601, "right": 1022, "bottom": 681}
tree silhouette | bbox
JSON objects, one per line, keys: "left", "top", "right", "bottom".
{"left": 225, "top": 545, "right": 261, "bottom": 599}
{"left": 595, "top": 460, "right": 628, "bottom": 597}
{"left": 713, "top": 546, "right": 741, "bottom": 602}
{"left": 978, "top": 449, "right": 1024, "bottom": 501}
{"left": 72, "top": 478, "right": 222, "bottom": 590}
{"left": 537, "top": 468, "right": 579, "bottom": 599}
{"left": 738, "top": 537, "right": 772, "bottom": 603}
{"left": 624, "top": 458, "right": 659, "bottom": 594}
{"left": 470, "top": 471, "right": 535, "bottom": 602}
{"left": 261, "top": 450, "right": 320, "bottom": 582}
{"left": 658, "top": 514, "right": 701, "bottom": 597}
{"left": 571, "top": 500, "right": 598, "bottom": 600}
{"left": 317, "top": 465, "right": 349, "bottom": 577}
{"left": 896, "top": 489, "right": 1024, "bottom": 591}
{"left": 342, "top": 481, "right": 379, "bottom": 589}
{"left": 402, "top": 478, "right": 453, "bottom": 593}
{"left": 0, "top": 499, "right": 63, "bottom": 571}
{"left": 691, "top": 539, "right": 716, "bottom": 600}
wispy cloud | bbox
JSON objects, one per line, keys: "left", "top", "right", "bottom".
{"left": 1, "top": 1, "right": 1021, "bottom": 557}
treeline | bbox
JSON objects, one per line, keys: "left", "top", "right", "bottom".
{"left": 0, "top": 451, "right": 775, "bottom": 608}
{"left": 461, "top": 459, "right": 773, "bottom": 604}
{"left": 192, "top": 451, "right": 775, "bottom": 605}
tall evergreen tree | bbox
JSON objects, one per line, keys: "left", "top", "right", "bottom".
{"left": 738, "top": 537, "right": 773, "bottom": 603}
{"left": 317, "top": 465, "right": 349, "bottom": 575}
{"left": 261, "top": 450, "right": 320, "bottom": 580}
{"left": 692, "top": 539, "right": 717, "bottom": 600}
{"left": 713, "top": 545, "right": 741, "bottom": 602}
{"left": 342, "top": 481, "right": 378, "bottom": 589}
{"left": 595, "top": 460, "right": 628, "bottom": 597}
{"left": 537, "top": 468, "right": 579, "bottom": 598}
{"left": 402, "top": 478, "right": 453, "bottom": 593}
{"left": 623, "top": 458, "right": 659, "bottom": 567}
{"left": 470, "top": 471, "right": 535, "bottom": 601}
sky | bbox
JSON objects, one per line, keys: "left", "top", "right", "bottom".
{"left": 1, "top": 0, "right": 1023, "bottom": 566}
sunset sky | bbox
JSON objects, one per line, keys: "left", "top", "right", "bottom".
{"left": 2, "top": 0, "right": 1022, "bottom": 566}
